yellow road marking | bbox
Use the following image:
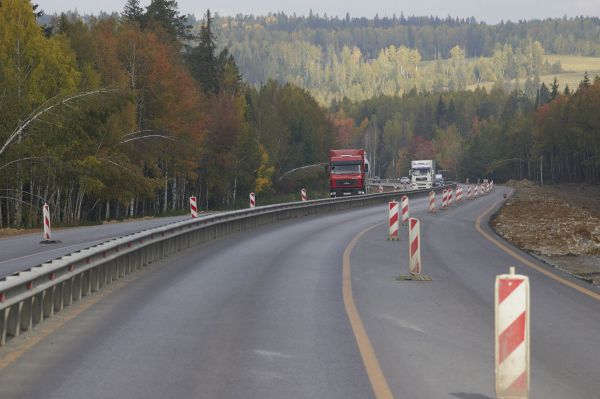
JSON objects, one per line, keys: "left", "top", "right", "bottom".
{"left": 475, "top": 200, "right": 600, "bottom": 302}
{"left": 343, "top": 222, "right": 395, "bottom": 399}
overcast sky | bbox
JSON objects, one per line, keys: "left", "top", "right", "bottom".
{"left": 37, "top": 0, "right": 599, "bottom": 24}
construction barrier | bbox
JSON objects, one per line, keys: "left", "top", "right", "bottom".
{"left": 379, "top": 185, "right": 384, "bottom": 193}
{"left": 429, "top": 191, "right": 435, "bottom": 213}
{"left": 388, "top": 201, "right": 400, "bottom": 241}
{"left": 301, "top": 188, "right": 307, "bottom": 202}
{"left": 249, "top": 192, "right": 256, "bottom": 208}
{"left": 474, "top": 185, "right": 479, "bottom": 198}
{"left": 448, "top": 188, "right": 454, "bottom": 207}
{"left": 409, "top": 218, "right": 421, "bottom": 275}
{"left": 189, "top": 196, "right": 198, "bottom": 218}
{"left": 467, "top": 185, "right": 472, "bottom": 200}
{"left": 43, "top": 203, "right": 51, "bottom": 241}
{"left": 457, "top": 186, "right": 463, "bottom": 202}
{"left": 401, "top": 195, "right": 409, "bottom": 225}
{"left": 495, "top": 266, "right": 530, "bottom": 399}
{"left": 442, "top": 189, "right": 448, "bottom": 209}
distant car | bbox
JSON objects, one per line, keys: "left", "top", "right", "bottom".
{"left": 373, "top": 176, "right": 381, "bottom": 183}
{"left": 400, "top": 176, "right": 410, "bottom": 184}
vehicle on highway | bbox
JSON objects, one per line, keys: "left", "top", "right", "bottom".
{"left": 434, "top": 173, "right": 444, "bottom": 186}
{"left": 327, "top": 149, "right": 369, "bottom": 197}
{"left": 400, "top": 176, "right": 410, "bottom": 184}
{"left": 373, "top": 176, "right": 381, "bottom": 183}
{"left": 409, "top": 159, "right": 436, "bottom": 189}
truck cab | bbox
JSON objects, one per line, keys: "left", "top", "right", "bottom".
{"left": 328, "top": 149, "right": 368, "bottom": 197}
{"left": 410, "top": 160, "right": 436, "bottom": 189}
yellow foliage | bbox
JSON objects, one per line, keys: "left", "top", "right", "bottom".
{"left": 254, "top": 145, "right": 274, "bottom": 193}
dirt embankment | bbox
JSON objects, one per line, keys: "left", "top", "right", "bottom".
{"left": 491, "top": 180, "right": 600, "bottom": 285}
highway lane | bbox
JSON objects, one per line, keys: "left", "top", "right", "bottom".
{"left": 0, "top": 189, "right": 598, "bottom": 398}
{"left": 0, "top": 215, "right": 193, "bottom": 277}
{"left": 352, "top": 187, "right": 600, "bottom": 398}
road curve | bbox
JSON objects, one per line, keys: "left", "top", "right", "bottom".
{"left": 0, "top": 190, "right": 598, "bottom": 398}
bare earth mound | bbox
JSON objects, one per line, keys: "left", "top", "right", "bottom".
{"left": 491, "top": 180, "right": 600, "bottom": 285}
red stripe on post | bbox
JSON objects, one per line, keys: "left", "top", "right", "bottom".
{"left": 506, "top": 370, "right": 528, "bottom": 394}
{"left": 498, "top": 278, "right": 524, "bottom": 303}
{"left": 410, "top": 236, "right": 419, "bottom": 257}
{"left": 498, "top": 311, "right": 526, "bottom": 363}
{"left": 389, "top": 213, "right": 398, "bottom": 225}
{"left": 410, "top": 218, "right": 417, "bottom": 229}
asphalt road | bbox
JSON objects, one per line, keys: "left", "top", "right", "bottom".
{"left": 0, "top": 215, "right": 192, "bottom": 277}
{"left": 0, "top": 189, "right": 598, "bottom": 398}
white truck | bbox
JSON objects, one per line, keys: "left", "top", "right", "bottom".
{"left": 410, "top": 160, "right": 436, "bottom": 189}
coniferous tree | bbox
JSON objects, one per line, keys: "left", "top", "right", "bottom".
{"left": 122, "top": 0, "right": 143, "bottom": 23}
{"left": 580, "top": 71, "right": 590, "bottom": 89}
{"left": 144, "top": 0, "right": 192, "bottom": 42}
{"left": 550, "top": 77, "right": 559, "bottom": 100}
{"left": 563, "top": 84, "right": 571, "bottom": 95}
{"left": 186, "top": 10, "right": 219, "bottom": 94}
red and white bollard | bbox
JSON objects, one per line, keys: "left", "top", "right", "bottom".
{"left": 249, "top": 192, "right": 256, "bottom": 208}
{"left": 428, "top": 191, "right": 435, "bottom": 213}
{"left": 409, "top": 217, "right": 421, "bottom": 275}
{"left": 474, "top": 185, "right": 479, "bottom": 198}
{"left": 442, "top": 189, "right": 448, "bottom": 209}
{"left": 301, "top": 188, "right": 307, "bottom": 202}
{"left": 379, "top": 185, "right": 384, "bottom": 193}
{"left": 448, "top": 188, "right": 454, "bottom": 207}
{"left": 189, "top": 196, "right": 198, "bottom": 218}
{"left": 401, "top": 195, "right": 409, "bottom": 225}
{"left": 393, "top": 185, "right": 399, "bottom": 191}
{"left": 456, "top": 186, "right": 463, "bottom": 202}
{"left": 491, "top": 180, "right": 494, "bottom": 190}
{"left": 467, "top": 185, "right": 472, "bottom": 200}
{"left": 495, "top": 266, "right": 530, "bottom": 399}
{"left": 43, "top": 203, "right": 51, "bottom": 241}
{"left": 388, "top": 201, "right": 400, "bottom": 241}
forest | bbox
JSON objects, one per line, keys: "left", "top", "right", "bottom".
{"left": 213, "top": 13, "right": 600, "bottom": 102}
{"left": 0, "top": 0, "right": 598, "bottom": 230}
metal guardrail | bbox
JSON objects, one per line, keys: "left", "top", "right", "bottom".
{"left": 0, "top": 184, "right": 454, "bottom": 345}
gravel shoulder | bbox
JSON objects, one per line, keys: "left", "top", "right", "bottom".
{"left": 491, "top": 180, "right": 600, "bottom": 285}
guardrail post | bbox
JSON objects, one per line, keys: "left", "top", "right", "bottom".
{"left": 64, "top": 278, "right": 74, "bottom": 307}
{"left": 53, "top": 283, "right": 64, "bottom": 312}
{"left": 7, "top": 302, "right": 22, "bottom": 338}
{"left": 32, "top": 292, "right": 43, "bottom": 325}
{"left": 43, "top": 288, "right": 54, "bottom": 318}
{"left": 0, "top": 308, "right": 7, "bottom": 345}
{"left": 20, "top": 297, "right": 33, "bottom": 332}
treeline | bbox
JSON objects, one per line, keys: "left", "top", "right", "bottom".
{"left": 0, "top": 0, "right": 333, "bottom": 228}
{"left": 213, "top": 13, "right": 579, "bottom": 102}
{"left": 215, "top": 13, "right": 600, "bottom": 59}
{"left": 330, "top": 74, "right": 600, "bottom": 185}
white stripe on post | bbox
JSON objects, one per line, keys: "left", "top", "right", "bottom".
{"left": 43, "top": 203, "right": 51, "bottom": 241}
{"left": 408, "top": 217, "right": 421, "bottom": 275}
{"left": 249, "top": 192, "right": 255, "bottom": 208}
{"left": 189, "top": 196, "right": 198, "bottom": 218}
{"left": 301, "top": 188, "right": 307, "bottom": 202}
{"left": 495, "top": 266, "right": 530, "bottom": 399}
{"left": 401, "top": 195, "right": 409, "bottom": 225}
{"left": 388, "top": 201, "right": 400, "bottom": 241}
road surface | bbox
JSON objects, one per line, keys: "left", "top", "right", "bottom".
{"left": 0, "top": 215, "right": 192, "bottom": 277}
{"left": 0, "top": 188, "right": 598, "bottom": 398}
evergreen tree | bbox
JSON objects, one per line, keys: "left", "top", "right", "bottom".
{"left": 563, "top": 84, "right": 571, "bottom": 95}
{"left": 550, "top": 77, "right": 559, "bottom": 100}
{"left": 435, "top": 95, "right": 446, "bottom": 127}
{"left": 538, "top": 83, "right": 551, "bottom": 105}
{"left": 579, "top": 71, "right": 590, "bottom": 89}
{"left": 144, "top": 0, "right": 192, "bottom": 42}
{"left": 186, "top": 10, "right": 219, "bottom": 94}
{"left": 122, "top": 0, "right": 143, "bottom": 23}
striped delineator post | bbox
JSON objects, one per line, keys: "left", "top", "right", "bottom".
{"left": 379, "top": 185, "right": 384, "bottom": 193}
{"left": 495, "top": 266, "right": 530, "bottom": 399}
{"left": 408, "top": 217, "right": 421, "bottom": 275}
{"left": 467, "top": 185, "right": 472, "bottom": 199}
{"left": 43, "top": 203, "right": 51, "bottom": 241}
{"left": 457, "top": 186, "right": 463, "bottom": 202}
{"left": 491, "top": 180, "right": 494, "bottom": 190}
{"left": 401, "top": 195, "right": 409, "bottom": 225}
{"left": 301, "top": 188, "right": 307, "bottom": 202}
{"left": 249, "top": 192, "right": 256, "bottom": 208}
{"left": 388, "top": 201, "right": 400, "bottom": 241}
{"left": 428, "top": 191, "right": 435, "bottom": 213}
{"left": 189, "top": 196, "right": 198, "bottom": 218}
{"left": 474, "top": 185, "right": 479, "bottom": 198}
{"left": 448, "top": 188, "right": 454, "bottom": 207}
{"left": 442, "top": 189, "right": 448, "bottom": 209}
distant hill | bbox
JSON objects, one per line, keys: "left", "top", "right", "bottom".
{"left": 204, "top": 14, "right": 600, "bottom": 103}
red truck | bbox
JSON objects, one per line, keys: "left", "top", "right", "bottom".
{"left": 327, "top": 149, "right": 369, "bottom": 197}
